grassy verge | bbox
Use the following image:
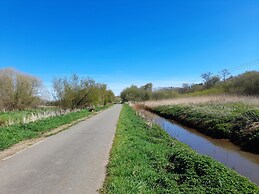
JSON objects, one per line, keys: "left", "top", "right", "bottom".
{"left": 149, "top": 102, "right": 259, "bottom": 153}
{"left": 0, "top": 107, "right": 59, "bottom": 126}
{"left": 0, "top": 106, "right": 109, "bottom": 151}
{"left": 102, "top": 105, "right": 258, "bottom": 193}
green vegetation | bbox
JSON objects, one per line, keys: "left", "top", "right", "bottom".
{"left": 0, "top": 106, "right": 109, "bottom": 151}
{"left": 0, "top": 68, "right": 116, "bottom": 111}
{"left": 0, "top": 68, "right": 116, "bottom": 151}
{"left": 52, "top": 74, "right": 115, "bottom": 109}
{"left": 120, "top": 71, "right": 259, "bottom": 102}
{"left": 150, "top": 102, "right": 259, "bottom": 153}
{"left": 120, "top": 83, "right": 153, "bottom": 102}
{"left": 102, "top": 105, "right": 259, "bottom": 193}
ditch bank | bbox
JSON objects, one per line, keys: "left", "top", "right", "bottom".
{"left": 147, "top": 103, "right": 259, "bottom": 154}
{"left": 102, "top": 105, "right": 259, "bottom": 193}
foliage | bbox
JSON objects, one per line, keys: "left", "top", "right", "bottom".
{"left": 52, "top": 74, "right": 115, "bottom": 109}
{"left": 120, "top": 83, "right": 152, "bottom": 102}
{"left": 102, "top": 105, "right": 259, "bottom": 193}
{"left": 151, "top": 102, "right": 259, "bottom": 153}
{"left": 186, "top": 71, "right": 259, "bottom": 96}
{"left": 152, "top": 87, "right": 180, "bottom": 100}
{"left": 120, "top": 71, "right": 259, "bottom": 102}
{"left": 228, "top": 71, "right": 259, "bottom": 95}
{"left": 0, "top": 68, "right": 43, "bottom": 110}
{"left": 201, "top": 72, "right": 220, "bottom": 89}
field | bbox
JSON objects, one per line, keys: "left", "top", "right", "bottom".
{"left": 102, "top": 105, "right": 259, "bottom": 193}
{"left": 143, "top": 95, "right": 259, "bottom": 154}
{"left": 144, "top": 95, "right": 259, "bottom": 108}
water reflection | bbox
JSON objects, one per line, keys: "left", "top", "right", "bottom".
{"left": 140, "top": 110, "right": 259, "bottom": 185}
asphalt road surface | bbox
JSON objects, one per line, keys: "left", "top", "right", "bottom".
{"left": 0, "top": 104, "right": 122, "bottom": 194}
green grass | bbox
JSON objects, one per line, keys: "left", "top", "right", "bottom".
{"left": 150, "top": 102, "right": 259, "bottom": 154}
{"left": 102, "top": 105, "right": 259, "bottom": 193}
{"left": 183, "top": 87, "right": 226, "bottom": 97}
{"left": 0, "top": 106, "right": 110, "bottom": 151}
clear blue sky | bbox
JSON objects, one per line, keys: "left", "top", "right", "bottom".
{"left": 1, "top": 0, "right": 259, "bottom": 95}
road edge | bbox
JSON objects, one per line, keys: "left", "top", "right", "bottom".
{"left": 0, "top": 108, "right": 108, "bottom": 160}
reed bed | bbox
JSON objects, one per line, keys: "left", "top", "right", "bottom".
{"left": 144, "top": 95, "right": 259, "bottom": 108}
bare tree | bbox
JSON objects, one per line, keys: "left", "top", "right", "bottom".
{"left": 201, "top": 72, "right": 213, "bottom": 83}
{"left": 0, "top": 68, "right": 43, "bottom": 110}
{"left": 201, "top": 72, "right": 220, "bottom": 89}
{"left": 219, "top": 69, "right": 231, "bottom": 82}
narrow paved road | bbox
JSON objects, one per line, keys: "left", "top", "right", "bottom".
{"left": 0, "top": 104, "right": 122, "bottom": 194}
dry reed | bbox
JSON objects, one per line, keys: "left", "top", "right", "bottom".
{"left": 143, "top": 95, "right": 259, "bottom": 108}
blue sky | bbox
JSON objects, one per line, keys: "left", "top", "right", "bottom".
{"left": 1, "top": 0, "right": 259, "bottom": 95}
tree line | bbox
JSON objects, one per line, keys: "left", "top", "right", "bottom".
{"left": 52, "top": 74, "right": 115, "bottom": 109}
{"left": 0, "top": 68, "right": 115, "bottom": 110}
{"left": 120, "top": 70, "right": 259, "bottom": 102}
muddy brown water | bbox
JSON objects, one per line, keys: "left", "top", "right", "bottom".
{"left": 139, "top": 109, "right": 259, "bottom": 185}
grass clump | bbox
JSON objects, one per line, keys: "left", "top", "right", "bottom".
{"left": 102, "top": 105, "right": 259, "bottom": 193}
{"left": 150, "top": 102, "right": 259, "bottom": 154}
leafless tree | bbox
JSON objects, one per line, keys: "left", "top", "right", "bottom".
{"left": 219, "top": 69, "right": 231, "bottom": 82}
{"left": 201, "top": 72, "right": 220, "bottom": 89}
{"left": 0, "top": 68, "right": 43, "bottom": 110}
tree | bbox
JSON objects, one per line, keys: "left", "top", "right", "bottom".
{"left": 201, "top": 72, "right": 213, "bottom": 87}
{"left": 105, "top": 90, "right": 116, "bottom": 104}
{"left": 120, "top": 83, "right": 153, "bottom": 102}
{"left": 140, "top": 83, "right": 153, "bottom": 101}
{"left": 120, "top": 85, "right": 142, "bottom": 102}
{"left": 52, "top": 74, "right": 115, "bottom": 109}
{"left": 207, "top": 76, "right": 220, "bottom": 88}
{"left": 0, "top": 68, "right": 43, "bottom": 110}
{"left": 180, "top": 83, "right": 191, "bottom": 93}
{"left": 201, "top": 72, "right": 220, "bottom": 89}
{"left": 219, "top": 69, "right": 231, "bottom": 82}
{"left": 190, "top": 83, "right": 203, "bottom": 93}
{"left": 229, "top": 71, "right": 259, "bottom": 95}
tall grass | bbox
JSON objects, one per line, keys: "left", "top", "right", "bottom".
{"left": 144, "top": 95, "right": 259, "bottom": 108}
{"left": 0, "top": 107, "right": 65, "bottom": 126}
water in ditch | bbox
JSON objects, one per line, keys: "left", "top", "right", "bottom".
{"left": 139, "top": 109, "right": 259, "bottom": 185}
